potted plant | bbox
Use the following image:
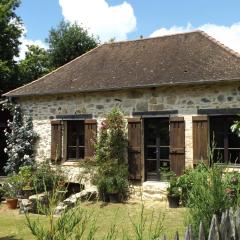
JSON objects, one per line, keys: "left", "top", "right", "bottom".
{"left": 106, "top": 177, "right": 119, "bottom": 203}
{"left": 18, "top": 166, "right": 34, "bottom": 198}
{"left": 2, "top": 175, "right": 22, "bottom": 209}
{"left": 177, "top": 169, "right": 194, "bottom": 206}
{"left": 105, "top": 173, "right": 129, "bottom": 203}
{"left": 159, "top": 167, "right": 175, "bottom": 181}
{"left": 167, "top": 174, "right": 181, "bottom": 208}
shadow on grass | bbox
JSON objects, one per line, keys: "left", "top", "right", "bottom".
{"left": 100, "top": 202, "right": 109, "bottom": 208}
{"left": 0, "top": 236, "right": 22, "bottom": 240}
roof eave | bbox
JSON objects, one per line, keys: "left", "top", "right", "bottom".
{"left": 3, "top": 77, "right": 240, "bottom": 98}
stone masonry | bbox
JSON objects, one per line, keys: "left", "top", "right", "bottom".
{"left": 17, "top": 81, "right": 240, "bottom": 182}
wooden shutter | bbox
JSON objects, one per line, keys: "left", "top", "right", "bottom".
{"left": 192, "top": 116, "right": 209, "bottom": 165}
{"left": 51, "top": 120, "right": 62, "bottom": 162}
{"left": 84, "top": 119, "right": 97, "bottom": 158}
{"left": 170, "top": 117, "right": 185, "bottom": 176}
{"left": 128, "top": 118, "right": 142, "bottom": 180}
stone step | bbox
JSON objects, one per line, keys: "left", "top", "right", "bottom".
{"left": 130, "top": 181, "right": 169, "bottom": 201}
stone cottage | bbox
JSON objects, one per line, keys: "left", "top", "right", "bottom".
{"left": 3, "top": 31, "right": 240, "bottom": 183}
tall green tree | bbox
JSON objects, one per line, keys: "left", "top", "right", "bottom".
{"left": 18, "top": 45, "right": 52, "bottom": 85}
{"left": 47, "top": 21, "right": 98, "bottom": 68}
{"left": 0, "top": 0, "right": 23, "bottom": 94}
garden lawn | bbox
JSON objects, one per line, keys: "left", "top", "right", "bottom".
{"left": 0, "top": 200, "right": 186, "bottom": 239}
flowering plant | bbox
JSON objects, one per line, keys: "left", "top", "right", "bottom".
{"left": 3, "top": 103, "right": 37, "bottom": 174}
{"left": 94, "top": 108, "right": 129, "bottom": 201}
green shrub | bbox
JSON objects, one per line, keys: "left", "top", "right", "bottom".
{"left": 166, "top": 173, "right": 181, "bottom": 198}
{"left": 25, "top": 179, "right": 97, "bottom": 240}
{"left": 18, "top": 166, "right": 34, "bottom": 190}
{"left": 2, "top": 173, "right": 23, "bottom": 198}
{"left": 224, "top": 171, "right": 240, "bottom": 206}
{"left": 186, "top": 164, "right": 231, "bottom": 237}
{"left": 177, "top": 168, "right": 196, "bottom": 206}
{"left": 32, "top": 162, "right": 65, "bottom": 193}
{"left": 94, "top": 108, "right": 129, "bottom": 201}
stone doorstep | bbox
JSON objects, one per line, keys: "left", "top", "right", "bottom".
{"left": 130, "top": 181, "right": 169, "bottom": 201}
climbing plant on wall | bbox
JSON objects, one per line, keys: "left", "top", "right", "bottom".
{"left": 3, "top": 103, "right": 37, "bottom": 174}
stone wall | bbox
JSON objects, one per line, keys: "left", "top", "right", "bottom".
{"left": 17, "top": 81, "right": 240, "bottom": 178}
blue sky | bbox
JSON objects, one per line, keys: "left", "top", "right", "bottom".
{"left": 16, "top": 0, "right": 240, "bottom": 58}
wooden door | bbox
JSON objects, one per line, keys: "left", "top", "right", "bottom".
{"left": 128, "top": 118, "right": 142, "bottom": 180}
{"left": 170, "top": 117, "right": 185, "bottom": 176}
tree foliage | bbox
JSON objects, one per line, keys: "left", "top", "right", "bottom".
{"left": 0, "top": 0, "right": 23, "bottom": 93}
{"left": 47, "top": 21, "right": 98, "bottom": 68}
{"left": 18, "top": 45, "right": 52, "bottom": 85}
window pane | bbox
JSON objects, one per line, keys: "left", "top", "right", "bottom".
{"left": 160, "top": 161, "right": 170, "bottom": 169}
{"left": 228, "top": 133, "right": 240, "bottom": 148}
{"left": 68, "top": 124, "right": 77, "bottom": 146}
{"left": 146, "top": 147, "right": 156, "bottom": 159}
{"left": 211, "top": 117, "right": 225, "bottom": 133}
{"left": 213, "top": 132, "right": 224, "bottom": 148}
{"left": 78, "top": 134, "right": 84, "bottom": 146}
{"left": 228, "top": 150, "right": 240, "bottom": 164}
{"left": 146, "top": 122, "right": 157, "bottom": 145}
{"left": 78, "top": 147, "right": 85, "bottom": 159}
{"left": 160, "top": 147, "right": 169, "bottom": 159}
{"left": 146, "top": 160, "right": 157, "bottom": 172}
{"left": 213, "top": 149, "right": 224, "bottom": 163}
{"left": 67, "top": 147, "right": 77, "bottom": 159}
{"left": 159, "top": 121, "right": 169, "bottom": 146}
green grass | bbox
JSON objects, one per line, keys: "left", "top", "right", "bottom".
{"left": 0, "top": 201, "right": 186, "bottom": 239}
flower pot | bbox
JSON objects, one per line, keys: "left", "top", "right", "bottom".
{"left": 108, "top": 193, "right": 119, "bottom": 203}
{"left": 167, "top": 195, "right": 180, "bottom": 208}
{"left": 6, "top": 198, "right": 18, "bottom": 209}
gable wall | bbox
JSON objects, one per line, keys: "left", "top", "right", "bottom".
{"left": 17, "top": 81, "right": 240, "bottom": 170}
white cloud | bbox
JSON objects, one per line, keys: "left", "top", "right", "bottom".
{"left": 59, "top": 0, "right": 137, "bottom": 42}
{"left": 17, "top": 26, "right": 47, "bottom": 61}
{"left": 150, "top": 22, "right": 240, "bottom": 53}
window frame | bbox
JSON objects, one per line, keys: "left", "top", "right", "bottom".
{"left": 209, "top": 115, "right": 240, "bottom": 165}
{"left": 66, "top": 120, "right": 85, "bottom": 161}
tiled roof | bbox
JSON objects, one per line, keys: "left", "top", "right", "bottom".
{"left": 4, "top": 31, "right": 240, "bottom": 97}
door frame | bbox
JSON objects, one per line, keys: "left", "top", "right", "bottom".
{"left": 143, "top": 117, "right": 170, "bottom": 181}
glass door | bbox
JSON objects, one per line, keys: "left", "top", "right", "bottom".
{"left": 145, "top": 118, "right": 170, "bottom": 181}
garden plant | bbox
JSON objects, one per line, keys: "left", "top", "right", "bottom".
{"left": 94, "top": 108, "right": 129, "bottom": 202}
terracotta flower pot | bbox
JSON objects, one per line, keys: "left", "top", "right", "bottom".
{"left": 6, "top": 198, "right": 18, "bottom": 209}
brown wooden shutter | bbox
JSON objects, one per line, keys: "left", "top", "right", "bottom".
{"left": 128, "top": 118, "right": 142, "bottom": 180}
{"left": 51, "top": 120, "right": 62, "bottom": 162}
{"left": 170, "top": 117, "right": 185, "bottom": 176}
{"left": 84, "top": 119, "right": 97, "bottom": 158}
{"left": 192, "top": 116, "right": 209, "bottom": 165}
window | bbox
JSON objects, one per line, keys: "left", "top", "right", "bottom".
{"left": 67, "top": 121, "right": 85, "bottom": 160}
{"left": 210, "top": 116, "right": 240, "bottom": 164}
